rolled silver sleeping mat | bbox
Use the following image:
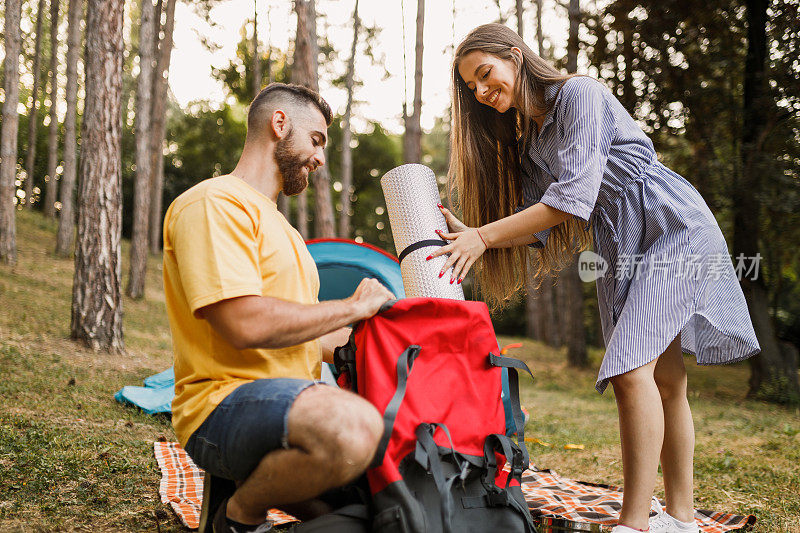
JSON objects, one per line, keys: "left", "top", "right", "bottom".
{"left": 380, "top": 164, "right": 465, "bottom": 300}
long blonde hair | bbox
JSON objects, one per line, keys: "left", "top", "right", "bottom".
{"left": 449, "top": 23, "right": 592, "bottom": 311}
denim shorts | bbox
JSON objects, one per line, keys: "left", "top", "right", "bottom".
{"left": 184, "top": 378, "right": 321, "bottom": 481}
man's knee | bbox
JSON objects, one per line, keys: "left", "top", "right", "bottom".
{"left": 326, "top": 397, "right": 383, "bottom": 470}
{"left": 288, "top": 386, "right": 383, "bottom": 479}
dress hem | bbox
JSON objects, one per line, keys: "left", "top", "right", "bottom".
{"left": 594, "top": 308, "right": 760, "bottom": 394}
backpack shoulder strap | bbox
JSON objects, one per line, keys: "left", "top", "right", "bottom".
{"left": 414, "top": 423, "right": 462, "bottom": 533}
{"left": 488, "top": 353, "right": 534, "bottom": 466}
{"left": 369, "top": 345, "right": 421, "bottom": 469}
{"left": 480, "top": 433, "right": 538, "bottom": 533}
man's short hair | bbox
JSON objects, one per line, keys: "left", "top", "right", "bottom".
{"left": 248, "top": 83, "right": 333, "bottom": 135}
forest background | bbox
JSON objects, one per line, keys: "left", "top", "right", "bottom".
{"left": 0, "top": 0, "right": 799, "bottom": 529}
{"left": 4, "top": 0, "right": 798, "bottom": 398}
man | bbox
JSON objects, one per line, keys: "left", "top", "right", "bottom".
{"left": 162, "top": 83, "right": 394, "bottom": 533}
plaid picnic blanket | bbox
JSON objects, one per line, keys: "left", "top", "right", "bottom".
{"left": 153, "top": 442, "right": 756, "bottom": 531}
{"left": 521, "top": 468, "right": 756, "bottom": 532}
{"left": 153, "top": 442, "right": 298, "bottom": 528}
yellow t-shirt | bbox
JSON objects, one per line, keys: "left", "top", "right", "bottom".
{"left": 162, "top": 174, "right": 321, "bottom": 447}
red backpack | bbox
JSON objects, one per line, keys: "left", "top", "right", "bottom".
{"left": 334, "top": 297, "right": 537, "bottom": 533}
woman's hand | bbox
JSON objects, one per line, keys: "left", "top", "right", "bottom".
{"left": 438, "top": 204, "right": 468, "bottom": 233}
{"left": 427, "top": 205, "right": 488, "bottom": 284}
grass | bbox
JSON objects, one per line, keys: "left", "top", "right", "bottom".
{"left": 1, "top": 209, "right": 798, "bottom": 531}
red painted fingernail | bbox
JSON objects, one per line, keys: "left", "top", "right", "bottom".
{"left": 426, "top": 255, "right": 432, "bottom": 261}
{"left": 458, "top": 278, "right": 463, "bottom": 284}
{"left": 435, "top": 229, "right": 442, "bottom": 234}
{"left": 438, "top": 272, "right": 443, "bottom": 278}
{"left": 437, "top": 203, "right": 443, "bottom": 208}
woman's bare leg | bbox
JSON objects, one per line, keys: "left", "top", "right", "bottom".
{"left": 610, "top": 356, "right": 664, "bottom": 530}
{"left": 654, "top": 333, "right": 695, "bottom": 523}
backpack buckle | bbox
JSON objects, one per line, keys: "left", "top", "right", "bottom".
{"left": 486, "top": 490, "right": 509, "bottom": 507}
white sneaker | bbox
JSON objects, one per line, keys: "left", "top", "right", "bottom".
{"left": 648, "top": 496, "right": 700, "bottom": 533}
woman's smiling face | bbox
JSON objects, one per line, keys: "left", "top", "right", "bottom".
{"left": 457, "top": 49, "right": 520, "bottom": 113}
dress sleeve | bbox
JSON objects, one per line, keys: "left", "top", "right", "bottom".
{"left": 169, "top": 191, "right": 263, "bottom": 316}
{"left": 539, "top": 77, "right": 616, "bottom": 223}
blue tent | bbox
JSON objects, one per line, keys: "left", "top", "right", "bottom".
{"left": 306, "top": 238, "right": 405, "bottom": 300}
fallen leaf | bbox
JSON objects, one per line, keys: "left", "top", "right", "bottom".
{"left": 524, "top": 437, "right": 550, "bottom": 447}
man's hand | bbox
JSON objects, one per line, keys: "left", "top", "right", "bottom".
{"left": 197, "top": 279, "right": 392, "bottom": 352}
{"left": 346, "top": 278, "right": 395, "bottom": 321}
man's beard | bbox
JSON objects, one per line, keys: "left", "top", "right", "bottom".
{"left": 275, "top": 129, "right": 312, "bottom": 196}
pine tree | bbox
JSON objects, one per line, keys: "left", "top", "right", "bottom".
{"left": 44, "top": 0, "right": 62, "bottom": 219}
{"left": 147, "top": 0, "right": 176, "bottom": 253}
{"left": 127, "top": 0, "right": 158, "bottom": 299}
{"left": 402, "top": 0, "right": 424, "bottom": 164}
{"left": 0, "top": 0, "right": 23, "bottom": 264}
{"left": 55, "top": 0, "right": 84, "bottom": 256}
{"left": 24, "top": 0, "right": 47, "bottom": 209}
{"left": 71, "top": 0, "right": 125, "bottom": 352}
{"left": 339, "top": 0, "right": 360, "bottom": 239}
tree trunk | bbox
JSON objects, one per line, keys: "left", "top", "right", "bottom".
{"left": 277, "top": 193, "right": 290, "bottom": 221}
{"left": 252, "top": 1, "right": 262, "bottom": 98}
{"left": 71, "top": 0, "right": 125, "bottom": 352}
{"left": 0, "top": 0, "right": 22, "bottom": 265}
{"left": 403, "top": 0, "right": 424, "bottom": 164}
{"left": 292, "top": 0, "right": 311, "bottom": 236}
{"left": 147, "top": 0, "right": 176, "bottom": 254}
{"left": 292, "top": 0, "right": 335, "bottom": 238}
{"left": 55, "top": 0, "right": 83, "bottom": 257}
{"left": 516, "top": 0, "right": 524, "bottom": 38}
{"left": 307, "top": 0, "right": 335, "bottom": 238}
{"left": 44, "top": 0, "right": 62, "bottom": 219}
{"left": 493, "top": 0, "right": 507, "bottom": 23}
{"left": 561, "top": 258, "right": 588, "bottom": 366}
{"left": 541, "top": 281, "right": 560, "bottom": 347}
{"left": 566, "top": 0, "right": 580, "bottom": 74}
{"left": 292, "top": 0, "right": 314, "bottom": 88}
{"left": 525, "top": 265, "right": 543, "bottom": 340}
{"left": 339, "top": 0, "right": 360, "bottom": 239}
{"left": 736, "top": 0, "right": 800, "bottom": 403}
{"left": 24, "top": 0, "right": 47, "bottom": 209}
{"left": 266, "top": 5, "right": 273, "bottom": 84}
{"left": 536, "top": 0, "right": 544, "bottom": 58}
{"left": 621, "top": 27, "right": 636, "bottom": 113}
{"left": 127, "top": 0, "right": 157, "bottom": 299}
{"left": 310, "top": 162, "right": 337, "bottom": 237}
{"left": 297, "top": 191, "right": 308, "bottom": 238}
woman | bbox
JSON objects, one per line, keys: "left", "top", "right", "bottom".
{"left": 428, "top": 23, "right": 760, "bottom": 533}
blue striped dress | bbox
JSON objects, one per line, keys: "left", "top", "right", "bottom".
{"left": 516, "top": 76, "right": 761, "bottom": 392}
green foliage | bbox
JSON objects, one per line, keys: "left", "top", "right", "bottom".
{"left": 586, "top": 0, "right": 800, "bottom": 352}
{"left": 324, "top": 118, "right": 402, "bottom": 248}
{"left": 587, "top": 0, "right": 746, "bottom": 215}
{"left": 161, "top": 101, "right": 248, "bottom": 211}
{"left": 211, "top": 24, "right": 291, "bottom": 106}
{"left": 751, "top": 374, "right": 800, "bottom": 405}
{"left": 13, "top": 107, "right": 52, "bottom": 208}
